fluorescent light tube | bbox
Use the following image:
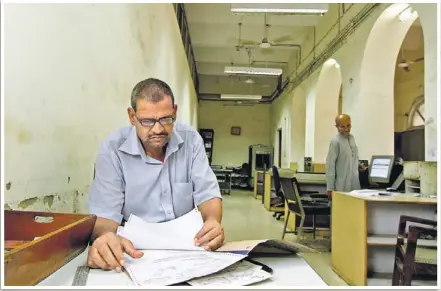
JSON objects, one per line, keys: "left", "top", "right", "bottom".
{"left": 231, "top": 8, "right": 328, "bottom": 14}
{"left": 221, "top": 94, "right": 262, "bottom": 100}
{"left": 230, "top": 4, "right": 328, "bottom": 14}
{"left": 224, "top": 66, "right": 283, "bottom": 76}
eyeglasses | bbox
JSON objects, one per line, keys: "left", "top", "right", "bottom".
{"left": 135, "top": 115, "right": 175, "bottom": 128}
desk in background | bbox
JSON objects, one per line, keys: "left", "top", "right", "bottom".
{"left": 212, "top": 168, "right": 232, "bottom": 195}
{"left": 38, "top": 249, "right": 328, "bottom": 287}
{"left": 331, "top": 191, "right": 437, "bottom": 286}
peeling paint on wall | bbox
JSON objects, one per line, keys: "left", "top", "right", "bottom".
{"left": 6, "top": 187, "right": 91, "bottom": 214}
{"left": 18, "top": 197, "right": 38, "bottom": 209}
{"left": 43, "top": 194, "right": 55, "bottom": 208}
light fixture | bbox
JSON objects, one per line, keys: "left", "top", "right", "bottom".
{"left": 221, "top": 94, "right": 262, "bottom": 100}
{"left": 245, "top": 78, "right": 255, "bottom": 84}
{"left": 335, "top": 63, "right": 340, "bottom": 69}
{"left": 224, "top": 66, "right": 283, "bottom": 76}
{"left": 259, "top": 41, "right": 272, "bottom": 49}
{"left": 230, "top": 4, "right": 328, "bottom": 15}
{"left": 398, "top": 60, "right": 409, "bottom": 68}
{"left": 398, "top": 6, "right": 417, "bottom": 22}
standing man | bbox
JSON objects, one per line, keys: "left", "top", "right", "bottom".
{"left": 87, "top": 78, "right": 223, "bottom": 271}
{"left": 326, "top": 114, "right": 366, "bottom": 197}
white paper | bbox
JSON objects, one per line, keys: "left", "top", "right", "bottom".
{"left": 124, "top": 250, "right": 246, "bottom": 286}
{"left": 187, "top": 260, "right": 272, "bottom": 286}
{"left": 348, "top": 189, "right": 380, "bottom": 197}
{"left": 120, "top": 208, "right": 205, "bottom": 251}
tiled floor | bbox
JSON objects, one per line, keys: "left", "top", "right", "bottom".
{"left": 221, "top": 189, "right": 436, "bottom": 287}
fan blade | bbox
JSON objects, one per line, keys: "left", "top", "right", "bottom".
{"left": 241, "top": 39, "right": 259, "bottom": 45}
{"left": 271, "top": 34, "right": 296, "bottom": 43}
{"left": 226, "top": 37, "right": 241, "bottom": 45}
{"left": 413, "top": 57, "right": 424, "bottom": 62}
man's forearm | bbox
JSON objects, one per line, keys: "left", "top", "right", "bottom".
{"left": 91, "top": 217, "right": 119, "bottom": 241}
{"left": 198, "top": 198, "right": 222, "bottom": 223}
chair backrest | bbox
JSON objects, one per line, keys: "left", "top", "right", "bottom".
{"left": 279, "top": 177, "right": 304, "bottom": 216}
{"left": 241, "top": 163, "right": 250, "bottom": 176}
{"left": 271, "top": 166, "right": 285, "bottom": 200}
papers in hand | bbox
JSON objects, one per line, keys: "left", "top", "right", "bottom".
{"left": 124, "top": 250, "right": 246, "bottom": 286}
{"left": 119, "top": 208, "right": 205, "bottom": 251}
{"left": 117, "top": 209, "right": 249, "bottom": 286}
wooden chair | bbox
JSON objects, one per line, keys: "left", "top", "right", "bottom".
{"left": 392, "top": 215, "right": 437, "bottom": 286}
{"left": 279, "top": 177, "right": 330, "bottom": 240}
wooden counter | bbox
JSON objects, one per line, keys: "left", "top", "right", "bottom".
{"left": 331, "top": 191, "right": 437, "bottom": 286}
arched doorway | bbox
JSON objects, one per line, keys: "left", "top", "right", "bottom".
{"left": 305, "top": 58, "right": 342, "bottom": 163}
{"left": 355, "top": 3, "right": 437, "bottom": 161}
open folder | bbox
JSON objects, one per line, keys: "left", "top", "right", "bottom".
{"left": 118, "top": 208, "right": 315, "bottom": 286}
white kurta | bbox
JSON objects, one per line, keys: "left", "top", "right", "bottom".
{"left": 325, "top": 133, "right": 361, "bottom": 192}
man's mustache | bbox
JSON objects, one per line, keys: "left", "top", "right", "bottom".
{"left": 149, "top": 133, "right": 168, "bottom": 138}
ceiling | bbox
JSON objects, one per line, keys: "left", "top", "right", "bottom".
{"left": 184, "top": 3, "right": 328, "bottom": 102}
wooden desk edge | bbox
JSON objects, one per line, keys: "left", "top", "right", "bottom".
{"left": 333, "top": 192, "right": 437, "bottom": 204}
{"left": 332, "top": 265, "right": 359, "bottom": 286}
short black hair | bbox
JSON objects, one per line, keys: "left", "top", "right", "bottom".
{"left": 130, "top": 78, "right": 175, "bottom": 111}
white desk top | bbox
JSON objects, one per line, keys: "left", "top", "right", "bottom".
{"left": 38, "top": 250, "right": 327, "bottom": 287}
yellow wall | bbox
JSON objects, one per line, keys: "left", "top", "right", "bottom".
{"left": 198, "top": 101, "right": 271, "bottom": 167}
{"left": 4, "top": 3, "right": 198, "bottom": 212}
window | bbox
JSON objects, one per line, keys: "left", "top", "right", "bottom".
{"left": 407, "top": 96, "right": 425, "bottom": 128}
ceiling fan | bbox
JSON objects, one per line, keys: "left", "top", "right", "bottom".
{"left": 231, "top": 15, "right": 299, "bottom": 51}
{"left": 397, "top": 49, "right": 424, "bottom": 72}
{"left": 248, "top": 14, "right": 299, "bottom": 49}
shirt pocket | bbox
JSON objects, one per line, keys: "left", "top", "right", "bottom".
{"left": 171, "top": 182, "right": 194, "bottom": 217}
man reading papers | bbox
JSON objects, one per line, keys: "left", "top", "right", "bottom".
{"left": 87, "top": 78, "right": 224, "bottom": 272}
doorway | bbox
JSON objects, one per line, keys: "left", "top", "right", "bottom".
{"left": 278, "top": 128, "right": 282, "bottom": 167}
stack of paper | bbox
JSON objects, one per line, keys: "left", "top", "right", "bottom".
{"left": 118, "top": 209, "right": 272, "bottom": 286}
{"left": 123, "top": 250, "right": 247, "bottom": 286}
{"left": 120, "top": 208, "right": 205, "bottom": 251}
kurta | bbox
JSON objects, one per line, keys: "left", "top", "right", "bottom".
{"left": 326, "top": 133, "right": 361, "bottom": 192}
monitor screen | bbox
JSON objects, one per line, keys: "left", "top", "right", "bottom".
{"left": 369, "top": 155, "right": 394, "bottom": 183}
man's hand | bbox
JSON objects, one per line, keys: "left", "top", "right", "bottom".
{"left": 327, "top": 191, "right": 333, "bottom": 198}
{"left": 87, "top": 232, "right": 143, "bottom": 271}
{"left": 194, "top": 218, "right": 225, "bottom": 251}
{"left": 359, "top": 164, "right": 368, "bottom": 172}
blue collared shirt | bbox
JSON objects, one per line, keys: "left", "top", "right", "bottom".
{"left": 87, "top": 122, "right": 221, "bottom": 224}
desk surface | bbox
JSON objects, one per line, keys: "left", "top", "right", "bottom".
{"left": 335, "top": 191, "right": 437, "bottom": 204}
{"left": 38, "top": 250, "right": 327, "bottom": 287}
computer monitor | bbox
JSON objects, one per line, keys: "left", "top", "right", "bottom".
{"left": 369, "top": 155, "right": 395, "bottom": 184}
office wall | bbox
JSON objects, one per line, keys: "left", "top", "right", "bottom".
{"left": 271, "top": 3, "right": 437, "bottom": 165}
{"left": 198, "top": 101, "right": 271, "bottom": 167}
{"left": 4, "top": 4, "right": 198, "bottom": 212}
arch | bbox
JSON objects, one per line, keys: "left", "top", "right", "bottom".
{"left": 356, "top": 3, "right": 437, "bottom": 161}
{"left": 305, "top": 58, "right": 342, "bottom": 163}
{"left": 407, "top": 95, "right": 425, "bottom": 129}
